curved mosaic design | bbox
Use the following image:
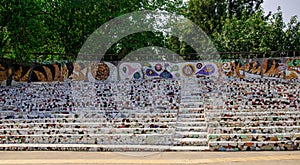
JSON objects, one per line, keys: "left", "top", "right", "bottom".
{"left": 181, "top": 64, "right": 196, "bottom": 77}
{"left": 160, "top": 70, "right": 173, "bottom": 79}
{"left": 119, "top": 63, "right": 142, "bottom": 80}
{"left": 145, "top": 68, "right": 159, "bottom": 77}
{"left": 196, "top": 63, "right": 216, "bottom": 76}
{"left": 1, "top": 57, "right": 300, "bottom": 84}
{"left": 221, "top": 58, "right": 300, "bottom": 80}
{"left": 143, "top": 62, "right": 174, "bottom": 79}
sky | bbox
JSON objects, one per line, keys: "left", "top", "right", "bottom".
{"left": 261, "top": 0, "right": 300, "bottom": 23}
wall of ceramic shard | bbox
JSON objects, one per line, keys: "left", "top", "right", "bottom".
{"left": 1, "top": 57, "right": 299, "bottom": 84}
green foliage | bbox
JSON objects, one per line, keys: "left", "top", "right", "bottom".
{"left": 187, "top": 0, "right": 299, "bottom": 58}
{"left": 1, "top": 0, "right": 187, "bottom": 62}
{"left": 188, "top": 0, "right": 226, "bottom": 35}
{"left": 1, "top": 0, "right": 44, "bottom": 61}
{"left": 269, "top": 7, "right": 286, "bottom": 52}
{"left": 211, "top": 6, "right": 300, "bottom": 58}
{"left": 0, "top": 0, "right": 299, "bottom": 62}
{"left": 213, "top": 9, "right": 273, "bottom": 54}
{"left": 188, "top": 0, "right": 264, "bottom": 35}
{"left": 285, "top": 16, "right": 300, "bottom": 52}
{"left": 103, "top": 0, "right": 187, "bottom": 60}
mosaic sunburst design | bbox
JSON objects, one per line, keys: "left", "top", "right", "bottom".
{"left": 182, "top": 64, "right": 196, "bottom": 77}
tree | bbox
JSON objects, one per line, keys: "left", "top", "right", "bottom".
{"left": 284, "top": 16, "right": 300, "bottom": 54}
{"left": 36, "top": 0, "right": 186, "bottom": 60}
{"left": 188, "top": 0, "right": 226, "bottom": 35}
{"left": 0, "top": 1, "right": 11, "bottom": 57}
{"left": 187, "top": 0, "right": 264, "bottom": 36}
{"left": 1, "top": 0, "right": 48, "bottom": 62}
{"left": 212, "top": 9, "right": 274, "bottom": 58}
{"left": 100, "top": 0, "right": 188, "bottom": 60}
{"left": 1, "top": 0, "right": 188, "bottom": 62}
{"left": 268, "top": 7, "right": 286, "bottom": 52}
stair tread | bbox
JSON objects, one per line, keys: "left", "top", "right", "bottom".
{"left": 170, "top": 146, "right": 209, "bottom": 150}
{"left": 176, "top": 132, "right": 207, "bottom": 135}
{"left": 176, "top": 126, "right": 207, "bottom": 128}
{"left": 174, "top": 138, "right": 207, "bottom": 141}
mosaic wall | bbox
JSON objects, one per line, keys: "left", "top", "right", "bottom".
{"left": 221, "top": 58, "right": 300, "bottom": 80}
{"left": 0, "top": 61, "right": 118, "bottom": 85}
{"left": 126, "top": 62, "right": 219, "bottom": 80}
{"left": 0, "top": 57, "right": 299, "bottom": 85}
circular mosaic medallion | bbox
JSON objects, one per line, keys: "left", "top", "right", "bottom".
{"left": 95, "top": 62, "right": 110, "bottom": 80}
{"left": 171, "top": 65, "right": 179, "bottom": 72}
{"left": 182, "top": 64, "right": 195, "bottom": 77}
{"left": 155, "top": 64, "right": 163, "bottom": 72}
{"left": 196, "top": 63, "right": 203, "bottom": 69}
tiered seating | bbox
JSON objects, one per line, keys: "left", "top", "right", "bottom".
{"left": 1, "top": 75, "right": 300, "bottom": 151}
{"left": 206, "top": 78, "right": 300, "bottom": 151}
{"left": 0, "top": 79, "right": 180, "bottom": 151}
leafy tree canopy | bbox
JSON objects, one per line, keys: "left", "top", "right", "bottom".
{"left": 0, "top": 0, "right": 299, "bottom": 62}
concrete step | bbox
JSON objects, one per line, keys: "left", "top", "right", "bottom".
{"left": 179, "top": 111, "right": 205, "bottom": 114}
{"left": 176, "top": 131, "right": 207, "bottom": 135}
{"left": 175, "top": 132, "right": 207, "bottom": 138}
{"left": 177, "top": 118, "right": 206, "bottom": 122}
{"left": 174, "top": 138, "right": 208, "bottom": 146}
{"left": 180, "top": 102, "right": 204, "bottom": 106}
{"left": 176, "top": 126, "right": 207, "bottom": 132}
{"left": 176, "top": 121, "right": 206, "bottom": 127}
{"left": 174, "top": 138, "right": 207, "bottom": 142}
{"left": 169, "top": 146, "right": 209, "bottom": 151}
{"left": 178, "top": 112, "right": 205, "bottom": 118}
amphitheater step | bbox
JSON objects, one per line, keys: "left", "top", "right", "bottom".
{"left": 174, "top": 138, "right": 208, "bottom": 146}
{"left": 177, "top": 118, "right": 206, "bottom": 122}
{"left": 176, "top": 126, "right": 207, "bottom": 132}
{"left": 208, "top": 140, "right": 300, "bottom": 151}
{"left": 176, "top": 121, "right": 206, "bottom": 126}
{"left": 169, "top": 146, "right": 209, "bottom": 151}
{"left": 180, "top": 102, "right": 204, "bottom": 107}
{"left": 0, "top": 143, "right": 210, "bottom": 151}
{"left": 175, "top": 132, "right": 207, "bottom": 138}
{"left": 173, "top": 79, "right": 209, "bottom": 147}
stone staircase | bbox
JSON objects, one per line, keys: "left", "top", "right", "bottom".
{"left": 173, "top": 78, "right": 209, "bottom": 150}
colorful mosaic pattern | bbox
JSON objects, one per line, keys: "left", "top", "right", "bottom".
{"left": 119, "top": 63, "right": 142, "bottom": 80}
{"left": 143, "top": 62, "right": 174, "bottom": 79}
{"left": 1, "top": 58, "right": 300, "bottom": 84}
